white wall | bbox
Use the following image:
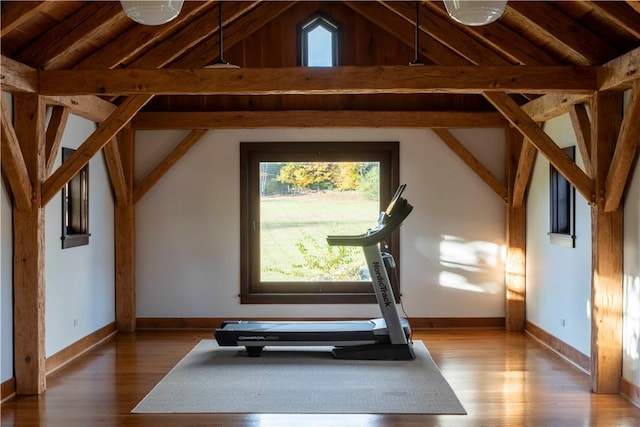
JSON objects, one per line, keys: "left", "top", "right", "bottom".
{"left": 622, "top": 89, "right": 640, "bottom": 388}
{"left": 1, "top": 162, "right": 13, "bottom": 383}
{"left": 526, "top": 114, "right": 592, "bottom": 355}
{"left": 135, "top": 128, "right": 506, "bottom": 319}
{"left": 1, "top": 92, "right": 14, "bottom": 383}
{"left": 44, "top": 114, "right": 115, "bottom": 357}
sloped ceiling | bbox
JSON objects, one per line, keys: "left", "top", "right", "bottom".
{"left": 1, "top": 0, "right": 639, "bottom": 116}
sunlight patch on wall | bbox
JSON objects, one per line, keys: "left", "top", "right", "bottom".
{"left": 623, "top": 274, "right": 640, "bottom": 362}
{"left": 438, "top": 235, "right": 504, "bottom": 294}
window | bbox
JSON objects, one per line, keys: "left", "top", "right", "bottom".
{"left": 300, "top": 15, "right": 338, "bottom": 66}
{"left": 61, "top": 147, "right": 89, "bottom": 249}
{"left": 240, "top": 142, "right": 400, "bottom": 304}
{"left": 549, "top": 146, "right": 575, "bottom": 248}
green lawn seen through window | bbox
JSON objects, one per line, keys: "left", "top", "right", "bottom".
{"left": 260, "top": 191, "right": 378, "bottom": 282}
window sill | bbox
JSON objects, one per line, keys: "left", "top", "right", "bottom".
{"left": 548, "top": 233, "right": 575, "bottom": 248}
{"left": 62, "top": 233, "right": 90, "bottom": 249}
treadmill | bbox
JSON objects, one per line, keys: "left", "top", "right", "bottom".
{"left": 215, "top": 184, "right": 415, "bottom": 360}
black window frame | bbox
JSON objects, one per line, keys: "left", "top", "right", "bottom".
{"left": 240, "top": 142, "right": 400, "bottom": 304}
{"left": 300, "top": 14, "right": 339, "bottom": 67}
{"left": 61, "top": 147, "right": 90, "bottom": 249}
{"left": 549, "top": 146, "right": 575, "bottom": 248}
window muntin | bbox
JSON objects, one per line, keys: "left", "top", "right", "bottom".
{"left": 240, "top": 142, "right": 400, "bottom": 304}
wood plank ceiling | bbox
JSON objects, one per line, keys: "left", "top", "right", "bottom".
{"left": 2, "top": 0, "right": 639, "bottom": 118}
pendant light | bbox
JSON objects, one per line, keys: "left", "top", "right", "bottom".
{"left": 409, "top": 1, "right": 424, "bottom": 66}
{"left": 443, "top": 0, "right": 507, "bottom": 26}
{"left": 120, "top": 0, "right": 184, "bottom": 26}
{"left": 205, "top": 0, "right": 239, "bottom": 69}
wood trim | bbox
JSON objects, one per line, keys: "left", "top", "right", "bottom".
{"left": 620, "top": 377, "right": 640, "bottom": 408}
{"left": 136, "top": 317, "right": 505, "bottom": 330}
{"left": 45, "top": 322, "right": 117, "bottom": 375}
{"left": 38, "top": 66, "right": 598, "bottom": 96}
{"left": 432, "top": 128, "right": 507, "bottom": 203}
{"left": 132, "top": 111, "right": 508, "bottom": 130}
{"left": 525, "top": 321, "right": 590, "bottom": 373}
{"left": 1, "top": 378, "right": 16, "bottom": 403}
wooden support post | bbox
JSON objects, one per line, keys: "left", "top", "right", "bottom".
{"left": 115, "top": 126, "right": 136, "bottom": 332}
{"left": 12, "top": 94, "right": 47, "bottom": 394}
{"left": 505, "top": 128, "right": 526, "bottom": 331}
{"left": 590, "top": 91, "right": 623, "bottom": 393}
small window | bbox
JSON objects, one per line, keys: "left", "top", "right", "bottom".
{"left": 240, "top": 142, "right": 400, "bottom": 304}
{"left": 300, "top": 15, "right": 338, "bottom": 66}
{"left": 61, "top": 147, "right": 89, "bottom": 249}
{"left": 549, "top": 146, "right": 575, "bottom": 248}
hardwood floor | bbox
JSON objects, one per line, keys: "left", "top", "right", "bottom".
{"left": 2, "top": 329, "right": 639, "bottom": 426}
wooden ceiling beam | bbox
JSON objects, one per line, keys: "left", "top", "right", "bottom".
{"left": 0, "top": 96, "right": 32, "bottom": 211}
{"left": 380, "top": 1, "right": 510, "bottom": 65}
{"left": 38, "top": 66, "right": 598, "bottom": 96}
{"left": 569, "top": 104, "right": 593, "bottom": 176}
{"left": 599, "top": 46, "right": 640, "bottom": 91}
{"left": 604, "top": 80, "right": 640, "bottom": 212}
{"left": 41, "top": 95, "right": 153, "bottom": 205}
{"left": 521, "top": 93, "right": 592, "bottom": 122}
{"left": 507, "top": 1, "right": 619, "bottom": 65}
{"left": 171, "top": 1, "right": 296, "bottom": 68}
{"left": 74, "top": 1, "right": 213, "bottom": 70}
{"left": 131, "top": 110, "right": 507, "bottom": 130}
{"left": 587, "top": 1, "right": 640, "bottom": 39}
{"left": 103, "top": 138, "right": 128, "bottom": 206}
{"left": 626, "top": 0, "right": 640, "bottom": 13}
{"left": 345, "top": 1, "right": 469, "bottom": 66}
{"left": 0, "top": 1, "right": 49, "bottom": 34}
{"left": 421, "top": 1, "right": 559, "bottom": 66}
{"left": 44, "top": 106, "right": 69, "bottom": 177}
{"left": 16, "top": 2, "right": 127, "bottom": 69}
{"left": 129, "top": 1, "right": 262, "bottom": 69}
{"left": 484, "top": 91, "right": 595, "bottom": 204}
{"left": 511, "top": 138, "right": 537, "bottom": 209}
{"left": 0, "top": 55, "right": 38, "bottom": 93}
{"left": 432, "top": 128, "right": 507, "bottom": 203}
{"left": 43, "top": 95, "right": 116, "bottom": 123}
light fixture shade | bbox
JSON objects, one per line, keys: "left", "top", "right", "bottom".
{"left": 443, "top": 0, "right": 507, "bottom": 26}
{"left": 120, "top": 0, "right": 184, "bottom": 26}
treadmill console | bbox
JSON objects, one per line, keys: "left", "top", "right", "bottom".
{"left": 327, "top": 184, "right": 412, "bottom": 247}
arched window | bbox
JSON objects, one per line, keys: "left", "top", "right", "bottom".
{"left": 300, "top": 15, "right": 338, "bottom": 66}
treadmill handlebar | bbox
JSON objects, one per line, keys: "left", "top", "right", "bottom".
{"left": 326, "top": 198, "right": 413, "bottom": 247}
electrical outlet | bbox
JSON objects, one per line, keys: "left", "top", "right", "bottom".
{"left": 560, "top": 319, "right": 566, "bottom": 327}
